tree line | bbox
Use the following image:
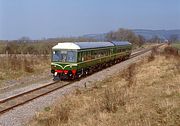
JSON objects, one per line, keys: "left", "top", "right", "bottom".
{"left": 0, "top": 37, "right": 96, "bottom": 54}
{"left": 106, "top": 28, "right": 146, "bottom": 46}
{"left": 1, "top": 28, "right": 177, "bottom": 54}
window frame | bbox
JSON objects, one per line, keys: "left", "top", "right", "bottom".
{"left": 52, "top": 49, "right": 78, "bottom": 63}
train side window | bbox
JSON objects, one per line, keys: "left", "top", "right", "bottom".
{"left": 96, "top": 50, "right": 99, "bottom": 58}
{"left": 104, "top": 49, "right": 107, "bottom": 56}
{"left": 106, "top": 49, "right": 109, "bottom": 56}
{"left": 117, "top": 48, "right": 119, "bottom": 53}
{"left": 83, "top": 51, "right": 87, "bottom": 61}
{"left": 83, "top": 51, "right": 90, "bottom": 61}
{"left": 100, "top": 50, "right": 103, "bottom": 57}
{"left": 105, "top": 49, "right": 107, "bottom": 55}
{"left": 105, "top": 49, "right": 108, "bottom": 56}
{"left": 93, "top": 51, "right": 95, "bottom": 58}
{"left": 91, "top": 50, "right": 95, "bottom": 59}
{"left": 82, "top": 52, "right": 85, "bottom": 61}
{"left": 120, "top": 49, "right": 122, "bottom": 52}
{"left": 110, "top": 48, "right": 113, "bottom": 54}
{"left": 78, "top": 52, "right": 82, "bottom": 62}
{"left": 87, "top": 51, "right": 91, "bottom": 60}
{"left": 108, "top": 49, "right": 111, "bottom": 55}
{"left": 85, "top": 51, "right": 88, "bottom": 61}
{"left": 95, "top": 50, "right": 97, "bottom": 58}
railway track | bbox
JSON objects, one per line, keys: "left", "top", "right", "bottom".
{"left": 0, "top": 45, "right": 162, "bottom": 114}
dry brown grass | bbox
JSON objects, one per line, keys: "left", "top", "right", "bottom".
{"left": 0, "top": 54, "right": 50, "bottom": 86}
{"left": 122, "top": 63, "right": 137, "bottom": 88}
{"left": 29, "top": 50, "right": 180, "bottom": 126}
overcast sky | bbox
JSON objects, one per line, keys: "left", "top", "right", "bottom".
{"left": 0, "top": 0, "right": 180, "bottom": 40}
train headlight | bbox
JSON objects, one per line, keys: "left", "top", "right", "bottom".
{"left": 54, "top": 72, "right": 58, "bottom": 76}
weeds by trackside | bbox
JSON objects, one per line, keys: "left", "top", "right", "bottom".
{"left": 0, "top": 54, "right": 50, "bottom": 86}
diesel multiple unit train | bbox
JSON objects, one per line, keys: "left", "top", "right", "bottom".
{"left": 51, "top": 41, "right": 132, "bottom": 80}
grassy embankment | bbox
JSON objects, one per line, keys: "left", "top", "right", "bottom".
{"left": 0, "top": 41, "right": 53, "bottom": 87}
{"left": 0, "top": 55, "right": 50, "bottom": 86}
{"left": 172, "top": 43, "right": 180, "bottom": 49}
{"left": 30, "top": 47, "right": 180, "bottom": 126}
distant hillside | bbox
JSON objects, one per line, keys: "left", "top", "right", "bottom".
{"left": 133, "top": 29, "right": 180, "bottom": 40}
{"left": 82, "top": 29, "right": 180, "bottom": 41}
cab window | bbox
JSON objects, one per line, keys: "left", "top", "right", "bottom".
{"left": 52, "top": 50, "right": 77, "bottom": 62}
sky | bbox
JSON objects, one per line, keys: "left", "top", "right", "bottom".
{"left": 0, "top": 0, "right": 180, "bottom": 40}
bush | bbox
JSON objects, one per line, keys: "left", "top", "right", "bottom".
{"left": 122, "top": 63, "right": 137, "bottom": 88}
{"left": 164, "top": 46, "right": 179, "bottom": 56}
{"left": 102, "top": 87, "right": 126, "bottom": 113}
{"left": 148, "top": 46, "right": 160, "bottom": 62}
{"left": 3, "top": 41, "right": 55, "bottom": 55}
{"left": 24, "top": 58, "right": 34, "bottom": 73}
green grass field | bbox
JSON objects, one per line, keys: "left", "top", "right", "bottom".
{"left": 172, "top": 42, "right": 180, "bottom": 49}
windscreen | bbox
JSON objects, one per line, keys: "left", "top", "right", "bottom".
{"left": 52, "top": 50, "right": 77, "bottom": 62}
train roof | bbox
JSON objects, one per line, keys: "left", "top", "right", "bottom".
{"left": 111, "top": 41, "right": 132, "bottom": 46}
{"left": 52, "top": 42, "right": 114, "bottom": 50}
{"left": 74, "top": 42, "right": 114, "bottom": 49}
{"left": 52, "top": 41, "right": 132, "bottom": 50}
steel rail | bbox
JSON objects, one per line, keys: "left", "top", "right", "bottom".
{"left": 0, "top": 81, "right": 73, "bottom": 114}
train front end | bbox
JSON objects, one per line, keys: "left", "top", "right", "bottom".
{"left": 51, "top": 43, "right": 78, "bottom": 80}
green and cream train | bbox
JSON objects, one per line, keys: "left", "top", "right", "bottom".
{"left": 51, "top": 41, "right": 132, "bottom": 80}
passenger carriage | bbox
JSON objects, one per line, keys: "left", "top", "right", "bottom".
{"left": 51, "top": 41, "right": 132, "bottom": 80}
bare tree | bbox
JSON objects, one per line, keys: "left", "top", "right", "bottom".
{"left": 149, "top": 35, "right": 161, "bottom": 43}
{"left": 169, "top": 34, "right": 178, "bottom": 43}
{"left": 106, "top": 28, "right": 143, "bottom": 46}
{"left": 18, "top": 36, "right": 31, "bottom": 43}
{"left": 138, "top": 35, "right": 146, "bottom": 46}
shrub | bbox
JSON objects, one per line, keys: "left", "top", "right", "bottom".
{"left": 101, "top": 87, "right": 126, "bottom": 113}
{"left": 164, "top": 46, "right": 179, "bottom": 56}
{"left": 24, "top": 58, "right": 34, "bottom": 73}
{"left": 122, "top": 63, "right": 137, "bottom": 88}
{"left": 148, "top": 47, "right": 158, "bottom": 62}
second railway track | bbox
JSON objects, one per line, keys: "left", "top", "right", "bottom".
{"left": 0, "top": 45, "right": 162, "bottom": 114}
{"left": 0, "top": 81, "right": 74, "bottom": 114}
